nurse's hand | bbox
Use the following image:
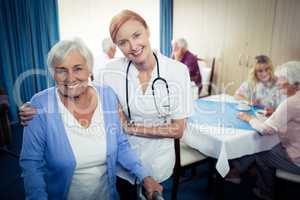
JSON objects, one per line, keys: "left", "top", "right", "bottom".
{"left": 118, "top": 104, "right": 137, "bottom": 133}
{"left": 19, "top": 102, "right": 37, "bottom": 126}
{"left": 143, "top": 176, "right": 163, "bottom": 200}
{"left": 118, "top": 105, "right": 127, "bottom": 122}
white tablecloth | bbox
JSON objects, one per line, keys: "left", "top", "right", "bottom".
{"left": 182, "top": 94, "right": 280, "bottom": 177}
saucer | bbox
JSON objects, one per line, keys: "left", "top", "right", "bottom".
{"left": 255, "top": 109, "right": 266, "bottom": 115}
{"left": 236, "top": 105, "right": 251, "bottom": 111}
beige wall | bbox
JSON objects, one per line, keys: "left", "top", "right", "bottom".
{"left": 271, "top": 0, "right": 300, "bottom": 65}
{"left": 58, "top": 0, "right": 159, "bottom": 57}
{"left": 174, "top": 0, "right": 300, "bottom": 94}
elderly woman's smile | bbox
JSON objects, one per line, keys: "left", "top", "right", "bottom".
{"left": 54, "top": 50, "right": 90, "bottom": 98}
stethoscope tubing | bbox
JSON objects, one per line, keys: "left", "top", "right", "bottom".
{"left": 125, "top": 52, "right": 170, "bottom": 122}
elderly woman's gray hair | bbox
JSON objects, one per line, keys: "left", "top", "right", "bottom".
{"left": 275, "top": 61, "right": 300, "bottom": 88}
{"left": 47, "top": 38, "right": 93, "bottom": 76}
{"left": 173, "top": 38, "right": 188, "bottom": 49}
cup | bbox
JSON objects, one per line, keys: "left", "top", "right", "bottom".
{"left": 237, "top": 100, "right": 250, "bottom": 111}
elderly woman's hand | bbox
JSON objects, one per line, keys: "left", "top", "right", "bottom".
{"left": 264, "top": 107, "right": 275, "bottom": 117}
{"left": 143, "top": 176, "right": 163, "bottom": 200}
{"left": 250, "top": 98, "right": 260, "bottom": 106}
{"left": 237, "top": 112, "right": 253, "bottom": 122}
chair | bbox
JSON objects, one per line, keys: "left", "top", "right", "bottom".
{"left": 275, "top": 169, "right": 300, "bottom": 200}
{"left": 276, "top": 169, "right": 300, "bottom": 183}
{"left": 199, "top": 57, "right": 216, "bottom": 98}
{"left": 0, "top": 90, "right": 18, "bottom": 158}
{"left": 171, "top": 138, "right": 213, "bottom": 200}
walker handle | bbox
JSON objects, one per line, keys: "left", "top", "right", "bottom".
{"left": 152, "top": 191, "right": 164, "bottom": 200}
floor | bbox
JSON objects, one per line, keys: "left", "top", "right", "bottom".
{"left": 0, "top": 124, "right": 298, "bottom": 200}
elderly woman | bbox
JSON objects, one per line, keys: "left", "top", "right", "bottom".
{"left": 19, "top": 39, "right": 162, "bottom": 200}
{"left": 238, "top": 61, "right": 300, "bottom": 200}
{"left": 171, "top": 38, "right": 202, "bottom": 97}
{"left": 234, "top": 55, "right": 284, "bottom": 114}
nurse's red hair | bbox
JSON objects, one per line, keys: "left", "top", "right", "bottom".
{"left": 109, "top": 9, "right": 148, "bottom": 43}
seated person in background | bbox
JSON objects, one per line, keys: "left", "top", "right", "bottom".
{"left": 171, "top": 38, "right": 203, "bottom": 97}
{"left": 102, "top": 37, "right": 117, "bottom": 59}
{"left": 92, "top": 37, "right": 117, "bottom": 81}
{"left": 19, "top": 38, "right": 162, "bottom": 200}
{"left": 235, "top": 61, "right": 300, "bottom": 200}
{"left": 234, "top": 55, "right": 284, "bottom": 114}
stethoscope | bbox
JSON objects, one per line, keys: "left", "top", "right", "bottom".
{"left": 126, "top": 52, "right": 170, "bottom": 124}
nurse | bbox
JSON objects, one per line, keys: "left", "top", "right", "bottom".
{"left": 20, "top": 9, "right": 193, "bottom": 199}
{"left": 104, "top": 10, "right": 192, "bottom": 199}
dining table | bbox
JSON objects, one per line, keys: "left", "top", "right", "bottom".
{"left": 182, "top": 94, "right": 280, "bottom": 177}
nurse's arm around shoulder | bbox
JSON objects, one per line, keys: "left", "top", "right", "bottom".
{"left": 118, "top": 104, "right": 186, "bottom": 139}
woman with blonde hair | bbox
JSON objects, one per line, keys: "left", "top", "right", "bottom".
{"left": 234, "top": 55, "right": 283, "bottom": 112}
{"left": 237, "top": 61, "right": 300, "bottom": 200}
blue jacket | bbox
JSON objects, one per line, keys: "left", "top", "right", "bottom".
{"left": 20, "top": 85, "right": 149, "bottom": 200}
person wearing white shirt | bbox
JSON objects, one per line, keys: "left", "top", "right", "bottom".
{"left": 224, "top": 61, "right": 300, "bottom": 200}
{"left": 93, "top": 37, "right": 116, "bottom": 81}
{"left": 19, "top": 10, "right": 193, "bottom": 200}
{"left": 106, "top": 9, "right": 193, "bottom": 200}
{"left": 19, "top": 38, "right": 162, "bottom": 200}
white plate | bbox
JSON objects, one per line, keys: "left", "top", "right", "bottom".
{"left": 236, "top": 105, "right": 251, "bottom": 111}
